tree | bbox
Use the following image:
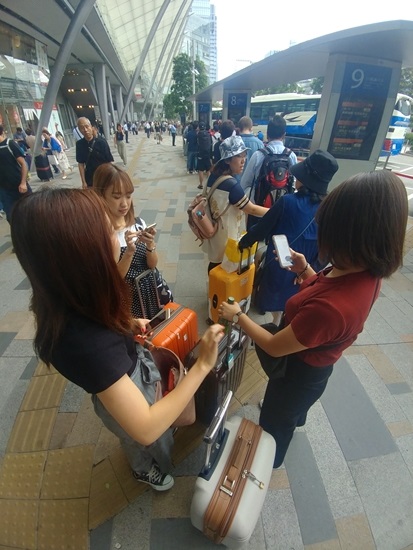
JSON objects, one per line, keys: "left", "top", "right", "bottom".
{"left": 399, "top": 68, "right": 413, "bottom": 97}
{"left": 310, "top": 76, "right": 324, "bottom": 94}
{"left": 162, "top": 53, "right": 208, "bottom": 120}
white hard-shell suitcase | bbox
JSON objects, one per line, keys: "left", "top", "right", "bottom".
{"left": 190, "top": 391, "right": 276, "bottom": 548}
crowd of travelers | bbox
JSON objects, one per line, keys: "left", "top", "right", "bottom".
{"left": 1, "top": 110, "right": 409, "bottom": 494}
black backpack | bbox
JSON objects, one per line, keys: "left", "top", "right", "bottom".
{"left": 253, "top": 147, "right": 294, "bottom": 208}
{"left": 197, "top": 130, "right": 212, "bottom": 156}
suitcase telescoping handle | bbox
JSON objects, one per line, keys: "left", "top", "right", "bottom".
{"left": 203, "top": 390, "right": 232, "bottom": 471}
{"left": 134, "top": 268, "right": 163, "bottom": 319}
{"left": 204, "top": 390, "right": 232, "bottom": 444}
{"left": 237, "top": 245, "right": 253, "bottom": 275}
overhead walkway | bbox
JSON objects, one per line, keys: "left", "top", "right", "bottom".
{"left": 0, "top": 132, "right": 412, "bottom": 549}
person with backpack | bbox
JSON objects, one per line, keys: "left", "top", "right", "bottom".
{"left": 185, "top": 122, "right": 198, "bottom": 174}
{"left": 0, "top": 124, "right": 31, "bottom": 224}
{"left": 202, "top": 135, "right": 269, "bottom": 273}
{"left": 196, "top": 122, "right": 212, "bottom": 189}
{"left": 238, "top": 149, "right": 339, "bottom": 324}
{"left": 241, "top": 116, "right": 298, "bottom": 230}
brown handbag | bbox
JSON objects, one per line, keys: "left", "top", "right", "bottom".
{"left": 150, "top": 345, "right": 196, "bottom": 428}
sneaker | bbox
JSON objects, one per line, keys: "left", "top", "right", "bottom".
{"left": 133, "top": 462, "right": 174, "bottom": 492}
{"left": 197, "top": 184, "right": 203, "bottom": 189}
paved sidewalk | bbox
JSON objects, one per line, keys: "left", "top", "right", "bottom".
{"left": 0, "top": 132, "right": 412, "bottom": 550}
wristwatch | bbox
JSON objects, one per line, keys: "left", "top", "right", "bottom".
{"left": 232, "top": 310, "right": 243, "bottom": 324}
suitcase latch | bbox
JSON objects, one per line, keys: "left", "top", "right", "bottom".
{"left": 242, "top": 469, "right": 265, "bottom": 489}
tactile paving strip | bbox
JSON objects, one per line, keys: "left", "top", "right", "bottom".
{"left": 38, "top": 498, "right": 88, "bottom": 550}
{"left": 7, "top": 408, "right": 58, "bottom": 453}
{"left": 0, "top": 499, "right": 38, "bottom": 550}
{"left": 0, "top": 451, "right": 47, "bottom": 499}
{"left": 20, "top": 373, "right": 67, "bottom": 411}
{"left": 41, "top": 446, "right": 94, "bottom": 499}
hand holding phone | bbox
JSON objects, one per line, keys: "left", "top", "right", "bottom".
{"left": 272, "top": 234, "right": 294, "bottom": 269}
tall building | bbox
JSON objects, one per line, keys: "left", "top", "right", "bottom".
{"left": 183, "top": 0, "right": 217, "bottom": 86}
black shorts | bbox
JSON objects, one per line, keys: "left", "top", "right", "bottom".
{"left": 197, "top": 155, "right": 211, "bottom": 172}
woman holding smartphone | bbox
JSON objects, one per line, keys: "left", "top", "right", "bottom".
{"left": 218, "top": 170, "right": 408, "bottom": 468}
{"left": 11, "top": 186, "right": 223, "bottom": 491}
{"left": 93, "top": 163, "right": 172, "bottom": 319}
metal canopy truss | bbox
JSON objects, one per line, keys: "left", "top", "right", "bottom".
{"left": 0, "top": 0, "right": 190, "bottom": 124}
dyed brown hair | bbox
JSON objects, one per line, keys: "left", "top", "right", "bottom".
{"left": 11, "top": 187, "right": 133, "bottom": 365}
{"left": 93, "top": 163, "right": 136, "bottom": 226}
{"left": 316, "top": 170, "right": 407, "bottom": 278}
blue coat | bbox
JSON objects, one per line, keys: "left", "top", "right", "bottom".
{"left": 239, "top": 191, "right": 324, "bottom": 312}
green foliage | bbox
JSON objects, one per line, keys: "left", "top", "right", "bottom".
{"left": 310, "top": 76, "right": 324, "bottom": 94}
{"left": 405, "top": 132, "right": 413, "bottom": 147}
{"left": 162, "top": 53, "right": 209, "bottom": 119}
{"left": 399, "top": 68, "right": 413, "bottom": 97}
{"left": 163, "top": 93, "right": 179, "bottom": 120}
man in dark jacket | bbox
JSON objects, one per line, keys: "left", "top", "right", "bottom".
{"left": 76, "top": 118, "right": 114, "bottom": 188}
{"left": 196, "top": 122, "right": 212, "bottom": 189}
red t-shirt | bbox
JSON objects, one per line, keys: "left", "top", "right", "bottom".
{"left": 285, "top": 268, "right": 381, "bottom": 367}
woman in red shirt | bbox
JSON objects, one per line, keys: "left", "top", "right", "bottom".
{"left": 218, "top": 170, "right": 408, "bottom": 468}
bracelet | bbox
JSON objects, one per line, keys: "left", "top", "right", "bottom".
{"left": 297, "top": 263, "right": 309, "bottom": 279}
{"left": 146, "top": 245, "right": 156, "bottom": 252}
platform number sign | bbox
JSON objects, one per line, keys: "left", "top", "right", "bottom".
{"left": 328, "top": 62, "right": 392, "bottom": 160}
{"left": 227, "top": 93, "right": 247, "bottom": 123}
{"left": 198, "top": 103, "right": 210, "bottom": 124}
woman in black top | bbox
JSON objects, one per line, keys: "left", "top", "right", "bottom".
{"left": 11, "top": 187, "right": 224, "bottom": 491}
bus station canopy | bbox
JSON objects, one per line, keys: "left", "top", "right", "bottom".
{"left": 1, "top": 0, "right": 191, "bottom": 92}
{"left": 193, "top": 20, "right": 413, "bottom": 102}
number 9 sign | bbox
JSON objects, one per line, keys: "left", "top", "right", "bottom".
{"left": 351, "top": 68, "right": 364, "bottom": 89}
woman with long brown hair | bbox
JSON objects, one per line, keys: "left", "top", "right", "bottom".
{"left": 11, "top": 186, "right": 223, "bottom": 491}
{"left": 219, "top": 170, "right": 408, "bottom": 468}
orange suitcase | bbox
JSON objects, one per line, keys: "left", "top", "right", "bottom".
{"left": 134, "top": 270, "right": 198, "bottom": 361}
{"left": 208, "top": 253, "right": 255, "bottom": 323}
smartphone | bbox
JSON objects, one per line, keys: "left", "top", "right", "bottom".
{"left": 272, "top": 234, "right": 293, "bottom": 269}
{"left": 145, "top": 223, "right": 157, "bottom": 231}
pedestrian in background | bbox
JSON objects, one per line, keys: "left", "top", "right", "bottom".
{"left": 114, "top": 123, "right": 127, "bottom": 166}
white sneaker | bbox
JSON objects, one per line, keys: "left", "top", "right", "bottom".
{"left": 133, "top": 462, "right": 174, "bottom": 491}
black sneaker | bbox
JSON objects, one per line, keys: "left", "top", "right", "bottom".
{"left": 133, "top": 462, "right": 174, "bottom": 491}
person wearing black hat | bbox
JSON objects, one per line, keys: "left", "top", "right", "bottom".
{"left": 239, "top": 149, "right": 339, "bottom": 324}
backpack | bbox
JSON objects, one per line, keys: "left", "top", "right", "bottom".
{"left": 253, "top": 147, "right": 294, "bottom": 208}
{"left": 187, "top": 175, "right": 232, "bottom": 243}
{"left": 197, "top": 130, "right": 212, "bottom": 156}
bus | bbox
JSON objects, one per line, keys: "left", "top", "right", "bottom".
{"left": 214, "top": 93, "right": 412, "bottom": 157}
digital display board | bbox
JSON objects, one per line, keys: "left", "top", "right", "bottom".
{"left": 227, "top": 93, "right": 247, "bottom": 123}
{"left": 328, "top": 63, "right": 392, "bottom": 160}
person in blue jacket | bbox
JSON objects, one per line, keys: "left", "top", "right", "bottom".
{"left": 239, "top": 149, "right": 338, "bottom": 325}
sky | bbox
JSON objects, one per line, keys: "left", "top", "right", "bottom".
{"left": 213, "top": 1, "right": 413, "bottom": 80}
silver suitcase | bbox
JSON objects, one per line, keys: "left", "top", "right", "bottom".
{"left": 190, "top": 391, "right": 276, "bottom": 548}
